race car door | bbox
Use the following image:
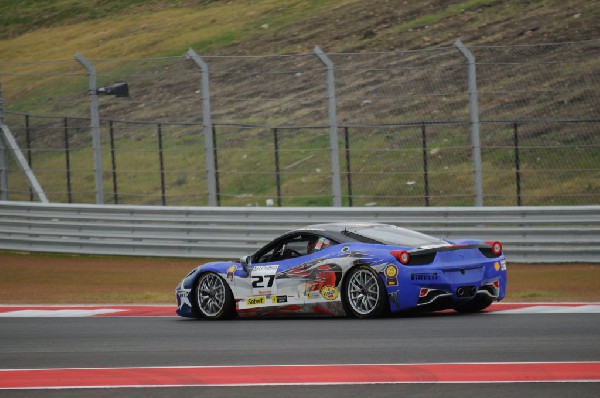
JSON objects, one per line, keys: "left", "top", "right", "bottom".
{"left": 237, "top": 233, "right": 326, "bottom": 314}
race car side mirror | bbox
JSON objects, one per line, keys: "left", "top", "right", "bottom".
{"left": 240, "top": 256, "right": 251, "bottom": 273}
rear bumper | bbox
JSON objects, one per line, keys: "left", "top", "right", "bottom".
{"left": 386, "top": 259, "right": 506, "bottom": 313}
{"left": 414, "top": 281, "right": 501, "bottom": 311}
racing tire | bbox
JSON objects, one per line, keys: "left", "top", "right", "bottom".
{"left": 342, "top": 266, "right": 389, "bottom": 319}
{"left": 453, "top": 295, "right": 494, "bottom": 313}
{"left": 193, "top": 272, "right": 236, "bottom": 320}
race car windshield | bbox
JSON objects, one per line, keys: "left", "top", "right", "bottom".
{"left": 346, "top": 225, "right": 445, "bottom": 248}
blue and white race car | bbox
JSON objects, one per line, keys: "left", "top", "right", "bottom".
{"left": 176, "top": 223, "right": 507, "bottom": 319}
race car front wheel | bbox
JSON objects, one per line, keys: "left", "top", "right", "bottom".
{"left": 342, "top": 266, "right": 388, "bottom": 318}
{"left": 194, "top": 272, "right": 236, "bottom": 320}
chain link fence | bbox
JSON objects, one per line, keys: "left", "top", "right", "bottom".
{"left": 1, "top": 40, "right": 598, "bottom": 206}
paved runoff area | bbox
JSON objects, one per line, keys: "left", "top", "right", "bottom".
{"left": 1, "top": 302, "right": 598, "bottom": 392}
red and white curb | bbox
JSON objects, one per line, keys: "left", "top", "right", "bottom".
{"left": 0, "top": 362, "right": 598, "bottom": 389}
{"left": 0, "top": 303, "right": 598, "bottom": 317}
{"left": 0, "top": 305, "right": 173, "bottom": 317}
{"left": 484, "top": 303, "right": 600, "bottom": 314}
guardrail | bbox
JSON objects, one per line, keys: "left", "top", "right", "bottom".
{"left": 1, "top": 202, "right": 599, "bottom": 263}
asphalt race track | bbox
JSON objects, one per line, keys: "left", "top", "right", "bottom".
{"left": 0, "top": 304, "right": 598, "bottom": 398}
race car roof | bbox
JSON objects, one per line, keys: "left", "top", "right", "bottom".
{"left": 300, "top": 222, "right": 386, "bottom": 233}
{"left": 292, "top": 222, "right": 444, "bottom": 247}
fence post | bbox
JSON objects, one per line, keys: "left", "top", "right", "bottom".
{"left": 0, "top": 76, "right": 7, "bottom": 201}
{"left": 343, "top": 126, "right": 353, "bottom": 207}
{"left": 0, "top": 77, "right": 8, "bottom": 200}
{"left": 0, "top": 75, "right": 3, "bottom": 125}
{"left": 186, "top": 49, "right": 218, "bottom": 207}
{"left": 75, "top": 52, "right": 105, "bottom": 204}
{"left": 0, "top": 130, "right": 7, "bottom": 201}
{"left": 513, "top": 122, "right": 522, "bottom": 206}
{"left": 25, "top": 114, "right": 33, "bottom": 201}
{"left": 273, "top": 128, "right": 282, "bottom": 207}
{"left": 454, "top": 39, "right": 484, "bottom": 207}
{"left": 108, "top": 120, "right": 118, "bottom": 204}
{"left": 421, "top": 124, "right": 430, "bottom": 206}
{"left": 157, "top": 123, "right": 166, "bottom": 206}
{"left": 212, "top": 124, "right": 221, "bottom": 206}
{"left": 314, "top": 46, "right": 342, "bottom": 207}
{"left": 63, "top": 118, "right": 72, "bottom": 203}
{"left": 0, "top": 124, "right": 48, "bottom": 202}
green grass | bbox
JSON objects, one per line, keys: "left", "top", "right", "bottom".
{"left": 4, "top": 118, "right": 598, "bottom": 206}
{"left": 392, "top": 0, "right": 498, "bottom": 33}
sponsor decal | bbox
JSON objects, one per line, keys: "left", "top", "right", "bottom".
{"left": 320, "top": 286, "right": 339, "bottom": 301}
{"left": 177, "top": 289, "right": 192, "bottom": 309}
{"left": 227, "top": 265, "right": 237, "bottom": 280}
{"left": 501, "top": 260, "right": 507, "bottom": 271}
{"left": 252, "top": 265, "right": 279, "bottom": 272}
{"left": 385, "top": 265, "right": 398, "bottom": 286}
{"left": 411, "top": 273, "right": 438, "bottom": 281}
{"left": 251, "top": 265, "right": 278, "bottom": 295}
{"left": 245, "top": 296, "right": 266, "bottom": 306}
{"left": 313, "top": 237, "right": 331, "bottom": 252}
{"left": 272, "top": 295, "right": 288, "bottom": 304}
{"left": 385, "top": 265, "right": 398, "bottom": 278}
{"left": 494, "top": 262, "right": 500, "bottom": 271}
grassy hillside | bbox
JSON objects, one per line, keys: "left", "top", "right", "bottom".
{"left": 0, "top": 0, "right": 598, "bottom": 206}
{"left": 0, "top": 0, "right": 347, "bottom": 59}
{"left": 1, "top": 0, "right": 598, "bottom": 58}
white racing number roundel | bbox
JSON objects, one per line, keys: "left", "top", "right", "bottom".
{"left": 250, "top": 265, "right": 279, "bottom": 296}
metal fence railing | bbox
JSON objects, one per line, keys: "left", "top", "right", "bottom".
{"left": 1, "top": 40, "right": 598, "bottom": 207}
{"left": 1, "top": 201, "right": 599, "bottom": 263}
{"left": 2, "top": 116, "right": 598, "bottom": 206}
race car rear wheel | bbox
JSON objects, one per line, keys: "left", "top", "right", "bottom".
{"left": 342, "top": 266, "right": 388, "bottom": 318}
{"left": 453, "top": 295, "right": 494, "bottom": 313}
{"left": 194, "top": 272, "right": 235, "bottom": 320}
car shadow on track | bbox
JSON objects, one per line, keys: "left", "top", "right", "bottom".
{"left": 175, "top": 308, "right": 481, "bottom": 321}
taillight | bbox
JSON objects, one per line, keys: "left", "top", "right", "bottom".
{"left": 391, "top": 250, "right": 410, "bottom": 265}
{"left": 486, "top": 241, "right": 503, "bottom": 255}
{"left": 493, "top": 280, "right": 500, "bottom": 289}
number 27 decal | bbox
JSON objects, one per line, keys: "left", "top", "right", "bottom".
{"left": 252, "top": 275, "right": 275, "bottom": 288}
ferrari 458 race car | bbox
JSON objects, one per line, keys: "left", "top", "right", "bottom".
{"left": 176, "top": 223, "right": 507, "bottom": 319}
